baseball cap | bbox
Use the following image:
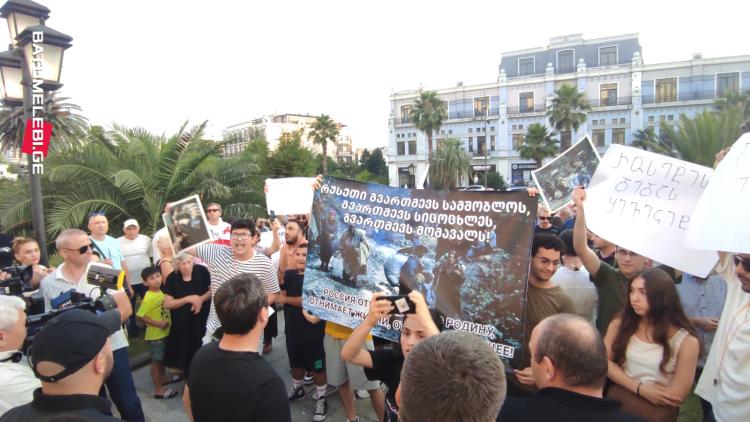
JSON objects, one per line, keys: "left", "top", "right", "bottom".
{"left": 123, "top": 219, "right": 139, "bottom": 229}
{"left": 30, "top": 309, "right": 121, "bottom": 382}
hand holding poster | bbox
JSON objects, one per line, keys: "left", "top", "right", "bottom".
{"left": 584, "top": 145, "right": 718, "bottom": 277}
{"left": 265, "top": 177, "right": 317, "bottom": 215}
{"left": 532, "top": 135, "right": 601, "bottom": 212}
{"left": 162, "top": 195, "right": 212, "bottom": 254}
{"left": 303, "top": 177, "right": 536, "bottom": 363}
{"left": 687, "top": 133, "right": 750, "bottom": 253}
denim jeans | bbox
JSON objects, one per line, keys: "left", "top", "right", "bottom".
{"left": 103, "top": 347, "right": 145, "bottom": 422}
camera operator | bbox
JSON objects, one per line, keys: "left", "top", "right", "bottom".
{"left": 0, "top": 238, "right": 53, "bottom": 290}
{"left": 0, "top": 296, "right": 40, "bottom": 416}
{"left": 39, "top": 229, "right": 144, "bottom": 422}
{"left": 0, "top": 309, "right": 123, "bottom": 421}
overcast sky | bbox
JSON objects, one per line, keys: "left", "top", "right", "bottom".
{"left": 5, "top": 0, "right": 747, "bottom": 149}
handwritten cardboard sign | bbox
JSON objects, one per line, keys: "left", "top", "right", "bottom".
{"left": 585, "top": 145, "right": 718, "bottom": 277}
{"left": 686, "top": 133, "right": 750, "bottom": 253}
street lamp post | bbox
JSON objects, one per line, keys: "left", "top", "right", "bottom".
{"left": 407, "top": 162, "right": 415, "bottom": 188}
{"left": 484, "top": 117, "right": 489, "bottom": 188}
{"left": 0, "top": 0, "right": 72, "bottom": 266}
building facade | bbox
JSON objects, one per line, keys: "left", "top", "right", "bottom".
{"left": 387, "top": 33, "right": 750, "bottom": 188}
{"left": 222, "top": 113, "right": 353, "bottom": 161}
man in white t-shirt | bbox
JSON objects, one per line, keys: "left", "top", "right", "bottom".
{"left": 552, "top": 230, "right": 597, "bottom": 324}
{"left": 205, "top": 203, "right": 231, "bottom": 242}
{"left": 118, "top": 219, "right": 152, "bottom": 338}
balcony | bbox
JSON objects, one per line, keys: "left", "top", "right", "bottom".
{"left": 506, "top": 104, "right": 547, "bottom": 115}
{"left": 641, "top": 90, "right": 718, "bottom": 105}
{"left": 447, "top": 110, "right": 500, "bottom": 120}
{"left": 587, "top": 96, "right": 632, "bottom": 108}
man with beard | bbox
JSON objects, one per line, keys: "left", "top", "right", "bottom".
{"left": 277, "top": 219, "right": 307, "bottom": 283}
{"left": 512, "top": 234, "right": 576, "bottom": 392}
{"left": 1, "top": 310, "right": 122, "bottom": 421}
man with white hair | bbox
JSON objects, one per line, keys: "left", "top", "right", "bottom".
{"left": 0, "top": 296, "right": 40, "bottom": 415}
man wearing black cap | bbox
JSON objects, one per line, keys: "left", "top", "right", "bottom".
{"left": 0, "top": 309, "right": 123, "bottom": 421}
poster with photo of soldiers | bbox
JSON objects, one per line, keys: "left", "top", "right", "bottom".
{"left": 162, "top": 195, "right": 212, "bottom": 254}
{"left": 302, "top": 176, "right": 537, "bottom": 364}
{"left": 533, "top": 135, "right": 601, "bottom": 212}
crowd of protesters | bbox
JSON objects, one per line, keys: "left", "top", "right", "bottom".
{"left": 0, "top": 159, "right": 748, "bottom": 422}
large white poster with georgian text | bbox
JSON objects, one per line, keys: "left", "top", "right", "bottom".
{"left": 686, "top": 134, "right": 750, "bottom": 253}
{"left": 585, "top": 145, "right": 718, "bottom": 277}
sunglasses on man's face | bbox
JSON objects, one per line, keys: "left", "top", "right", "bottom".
{"left": 539, "top": 216, "right": 551, "bottom": 221}
{"left": 62, "top": 244, "right": 93, "bottom": 254}
{"left": 734, "top": 255, "right": 750, "bottom": 272}
{"left": 206, "top": 209, "right": 220, "bottom": 213}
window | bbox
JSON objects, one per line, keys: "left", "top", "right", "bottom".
{"left": 593, "top": 129, "right": 605, "bottom": 147}
{"left": 468, "top": 128, "right": 473, "bottom": 133}
{"left": 400, "top": 105, "right": 413, "bottom": 123}
{"left": 599, "top": 46, "right": 617, "bottom": 66}
{"left": 397, "top": 142, "right": 405, "bottom": 155}
{"left": 408, "top": 141, "right": 417, "bottom": 155}
{"left": 655, "top": 78, "right": 677, "bottom": 103}
{"left": 557, "top": 50, "right": 575, "bottom": 73}
{"left": 518, "top": 57, "right": 535, "bottom": 76}
{"left": 660, "top": 115, "right": 666, "bottom": 121}
{"left": 512, "top": 125, "right": 517, "bottom": 130}
{"left": 491, "top": 135, "right": 496, "bottom": 151}
{"left": 612, "top": 118, "right": 618, "bottom": 125}
{"left": 600, "top": 83, "right": 617, "bottom": 106}
{"left": 520, "top": 92, "right": 534, "bottom": 113}
{"left": 717, "top": 73, "right": 740, "bottom": 97}
{"left": 412, "top": 133, "right": 417, "bottom": 137}
{"left": 440, "top": 130, "right": 445, "bottom": 135}
{"left": 519, "top": 124, "right": 524, "bottom": 130}
{"left": 474, "top": 97, "right": 488, "bottom": 117}
{"left": 490, "top": 126, "right": 495, "bottom": 132}
{"left": 513, "top": 133, "right": 525, "bottom": 150}
{"left": 477, "top": 136, "right": 486, "bottom": 155}
{"left": 620, "top": 118, "right": 626, "bottom": 124}
{"left": 599, "top": 119, "right": 605, "bottom": 125}
{"left": 448, "top": 129, "right": 453, "bottom": 134}
{"left": 612, "top": 128, "right": 625, "bottom": 145}
{"left": 468, "top": 137, "right": 473, "bottom": 152}
{"left": 667, "top": 115, "right": 674, "bottom": 121}
{"left": 648, "top": 116, "right": 654, "bottom": 122}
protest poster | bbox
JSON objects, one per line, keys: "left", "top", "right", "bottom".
{"left": 302, "top": 176, "right": 537, "bottom": 363}
{"left": 162, "top": 195, "right": 212, "bottom": 254}
{"left": 265, "top": 177, "right": 316, "bottom": 215}
{"left": 532, "top": 135, "right": 601, "bottom": 212}
{"left": 686, "top": 133, "right": 750, "bottom": 253}
{"left": 585, "top": 145, "right": 718, "bottom": 277}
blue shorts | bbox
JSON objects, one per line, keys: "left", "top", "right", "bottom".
{"left": 147, "top": 338, "right": 166, "bottom": 362}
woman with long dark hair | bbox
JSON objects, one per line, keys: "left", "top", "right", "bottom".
{"left": 604, "top": 268, "right": 700, "bottom": 422}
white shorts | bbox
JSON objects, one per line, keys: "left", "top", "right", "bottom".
{"left": 324, "top": 335, "right": 380, "bottom": 390}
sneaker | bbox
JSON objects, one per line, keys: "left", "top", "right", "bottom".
{"left": 288, "top": 384, "right": 306, "bottom": 401}
{"left": 311, "top": 384, "right": 338, "bottom": 400}
{"left": 312, "top": 396, "right": 328, "bottom": 421}
{"left": 355, "top": 389, "right": 370, "bottom": 399}
{"left": 303, "top": 372, "right": 314, "bottom": 386}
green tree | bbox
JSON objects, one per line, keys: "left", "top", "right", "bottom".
{"left": 714, "top": 90, "right": 750, "bottom": 132}
{"left": 0, "top": 92, "right": 88, "bottom": 153}
{"left": 631, "top": 127, "right": 672, "bottom": 155}
{"left": 659, "top": 109, "right": 744, "bottom": 167}
{"left": 410, "top": 90, "right": 447, "bottom": 156}
{"left": 268, "top": 130, "right": 318, "bottom": 178}
{"left": 429, "top": 138, "right": 469, "bottom": 190}
{"left": 485, "top": 172, "right": 507, "bottom": 191}
{"left": 0, "top": 121, "right": 261, "bottom": 243}
{"left": 308, "top": 114, "right": 340, "bottom": 175}
{"left": 365, "top": 148, "right": 387, "bottom": 177}
{"left": 358, "top": 149, "right": 371, "bottom": 167}
{"left": 547, "top": 83, "right": 590, "bottom": 150}
{"left": 519, "top": 123, "right": 558, "bottom": 168}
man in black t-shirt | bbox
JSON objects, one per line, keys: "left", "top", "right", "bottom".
{"left": 534, "top": 206, "right": 561, "bottom": 236}
{"left": 277, "top": 243, "right": 329, "bottom": 421}
{"left": 184, "top": 274, "right": 290, "bottom": 422}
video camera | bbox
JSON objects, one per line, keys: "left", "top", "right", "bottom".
{"left": 0, "top": 247, "right": 34, "bottom": 296}
{"left": 22, "top": 263, "right": 124, "bottom": 353}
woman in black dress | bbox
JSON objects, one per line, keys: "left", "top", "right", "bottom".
{"left": 162, "top": 253, "right": 211, "bottom": 375}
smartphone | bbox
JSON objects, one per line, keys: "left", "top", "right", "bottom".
{"left": 269, "top": 210, "right": 276, "bottom": 220}
{"left": 378, "top": 295, "right": 415, "bottom": 314}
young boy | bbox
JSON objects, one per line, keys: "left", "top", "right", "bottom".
{"left": 136, "top": 266, "right": 177, "bottom": 399}
{"left": 277, "top": 243, "right": 330, "bottom": 421}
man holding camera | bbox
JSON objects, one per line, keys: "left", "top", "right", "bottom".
{"left": 0, "top": 296, "right": 40, "bottom": 416}
{"left": 1, "top": 309, "right": 123, "bottom": 421}
{"left": 39, "top": 229, "right": 144, "bottom": 422}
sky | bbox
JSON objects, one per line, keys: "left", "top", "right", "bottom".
{"left": 4, "top": 0, "right": 748, "bottom": 149}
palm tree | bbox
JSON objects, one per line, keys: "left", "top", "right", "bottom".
{"left": 547, "top": 83, "right": 590, "bottom": 150}
{"left": 0, "top": 122, "right": 261, "bottom": 244}
{"left": 308, "top": 114, "right": 340, "bottom": 175}
{"left": 519, "top": 123, "right": 558, "bottom": 168}
{"left": 429, "top": 138, "right": 469, "bottom": 190}
{"left": 0, "top": 92, "right": 88, "bottom": 153}
{"left": 631, "top": 127, "right": 672, "bottom": 155}
{"left": 714, "top": 90, "right": 750, "bottom": 132}
{"left": 659, "top": 109, "right": 744, "bottom": 167}
{"left": 410, "top": 90, "right": 447, "bottom": 157}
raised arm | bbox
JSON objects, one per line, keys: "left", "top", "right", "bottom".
{"left": 341, "top": 292, "right": 393, "bottom": 368}
{"left": 571, "top": 188, "right": 602, "bottom": 277}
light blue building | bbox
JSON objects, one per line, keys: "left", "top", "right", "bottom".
{"left": 387, "top": 33, "right": 750, "bottom": 188}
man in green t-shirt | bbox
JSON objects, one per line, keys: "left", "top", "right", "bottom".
{"left": 571, "top": 188, "right": 648, "bottom": 335}
{"left": 136, "top": 267, "right": 176, "bottom": 399}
